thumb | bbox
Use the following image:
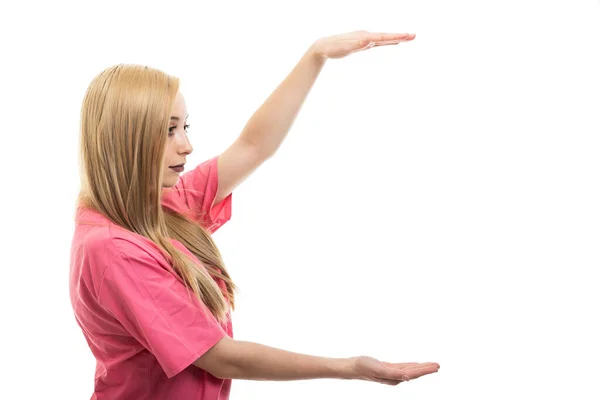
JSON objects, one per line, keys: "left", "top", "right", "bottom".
{"left": 357, "top": 39, "right": 375, "bottom": 49}
{"left": 348, "top": 40, "right": 375, "bottom": 56}
{"left": 375, "top": 364, "right": 410, "bottom": 381}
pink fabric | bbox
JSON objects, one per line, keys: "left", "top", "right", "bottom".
{"left": 70, "top": 156, "right": 234, "bottom": 400}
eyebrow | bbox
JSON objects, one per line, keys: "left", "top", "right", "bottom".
{"left": 170, "top": 115, "right": 189, "bottom": 121}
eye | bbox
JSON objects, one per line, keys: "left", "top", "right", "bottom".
{"left": 168, "top": 124, "right": 190, "bottom": 137}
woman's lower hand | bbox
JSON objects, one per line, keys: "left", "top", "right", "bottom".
{"left": 347, "top": 355, "right": 440, "bottom": 386}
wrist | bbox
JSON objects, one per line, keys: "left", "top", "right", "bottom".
{"left": 332, "top": 357, "right": 358, "bottom": 380}
{"left": 309, "top": 39, "right": 328, "bottom": 65}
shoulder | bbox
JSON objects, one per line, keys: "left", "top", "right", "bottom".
{"left": 75, "top": 208, "right": 150, "bottom": 252}
{"left": 71, "top": 208, "right": 168, "bottom": 288}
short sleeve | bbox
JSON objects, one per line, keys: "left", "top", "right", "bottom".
{"left": 98, "top": 240, "right": 227, "bottom": 378}
{"left": 161, "top": 156, "right": 232, "bottom": 233}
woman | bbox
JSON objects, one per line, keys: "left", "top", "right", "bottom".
{"left": 70, "top": 30, "right": 439, "bottom": 399}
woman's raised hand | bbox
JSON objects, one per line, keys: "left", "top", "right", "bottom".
{"left": 312, "top": 30, "right": 416, "bottom": 60}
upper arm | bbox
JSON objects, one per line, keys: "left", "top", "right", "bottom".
{"left": 161, "top": 156, "right": 233, "bottom": 233}
{"left": 193, "top": 335, "right": 237, "bottom": 378}
{"left": 160, "top": 139, "right": 267, "bottom": 231}
{"left": 98, "top": 241, "right": 227, "bottom": 378}
{"left": 214, "top": 138, "right": 270, "bottom": 205}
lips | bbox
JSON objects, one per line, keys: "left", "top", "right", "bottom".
{"left": 169, "top": 163, "right": 185, "bottom": 173}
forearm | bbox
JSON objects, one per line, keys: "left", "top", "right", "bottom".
{"left": 196, "top": 337, "right": 354, "bottom": 381}
{"left": 239, "top": 42, "right": 326, "bottom": 157}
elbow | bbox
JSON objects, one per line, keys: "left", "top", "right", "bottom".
{"left": 201, "top": 361, "right": 240, "bottom": 380}
{"left": 200, "top": 366, "right": 231, "bottom": 380}
{"left": 240, "top": 136, "right": 277, "bottom": 161}
{"left": 192, "top": 336, "right": 241, "bottom": 380}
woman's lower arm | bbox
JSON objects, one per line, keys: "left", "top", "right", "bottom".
{"left": 194, "top": 336, "right": 355, "bottom": 381}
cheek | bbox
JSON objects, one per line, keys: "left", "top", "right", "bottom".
{"left": 163, "top": 140, "right": 176, "bottom": 164}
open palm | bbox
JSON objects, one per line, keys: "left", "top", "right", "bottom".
{"left": 313, "top": 30, "right": 416, "bottom": 59}
{"left": 351, "top": 355, "right": 439, "bottom": 386}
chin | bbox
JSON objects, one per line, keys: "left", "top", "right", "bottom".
{"left": 161, "top": 177, "right": 179, "bottom": 188}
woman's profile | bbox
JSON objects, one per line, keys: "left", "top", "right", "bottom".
{"left": 70, "top": 30, "right": 440, "bottom": 399}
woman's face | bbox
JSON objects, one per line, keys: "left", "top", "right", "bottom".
{"left": 162, "top": 92, "right": 193, "bottom": 187}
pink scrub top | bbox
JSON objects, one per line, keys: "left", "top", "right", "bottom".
{"left": 70, "top": 156, "right": 234, "bottom": 399}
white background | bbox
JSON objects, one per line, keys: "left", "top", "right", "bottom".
{"left": 1, "top": 0, "right": 599, "bottom": 399}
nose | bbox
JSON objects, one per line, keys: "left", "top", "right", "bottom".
{"left": 177, "top": 132, "right": 193, "bottom": 156}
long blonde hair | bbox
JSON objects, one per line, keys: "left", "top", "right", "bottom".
{"left": 78, "top": 64, "right": 235, "bottom": 324}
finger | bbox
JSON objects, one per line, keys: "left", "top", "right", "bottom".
{"left": 373, "top": 377, "right": 404, "bottom": 386}
{"left": 369, "top": 33, "right": 416, "bottom": 42}
{"left": 403, "top": 365, "right": 440, "bottom": 380}
{"left": 381, "top": 362, "right": 421, "bottom": 369}
{"left": 376, "top": 365, "right": 412, "bottom": 381}
{"left": 373, "top": 39, "right": 412, "bottom": 46}
{"left": 347, "top": 41, "right": 375, "bottom": 55}
{"left": 378, "top": 362, "right": 440, "bottom": 381}
{"left": 410, "top": 362, "right": 440, "bottom": 370}
{"left": 393, "top": 362, "right": 440, "bottom": 369}
{"left": 383, "top": 362, "right": 439, "bottom": 370}
{"left": 340, "top": 39, "right": 373, "bottom": 49}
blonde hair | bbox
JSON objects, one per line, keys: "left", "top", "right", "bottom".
{"left": 78, "top": 64, "right": 235, "bottom": 323}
